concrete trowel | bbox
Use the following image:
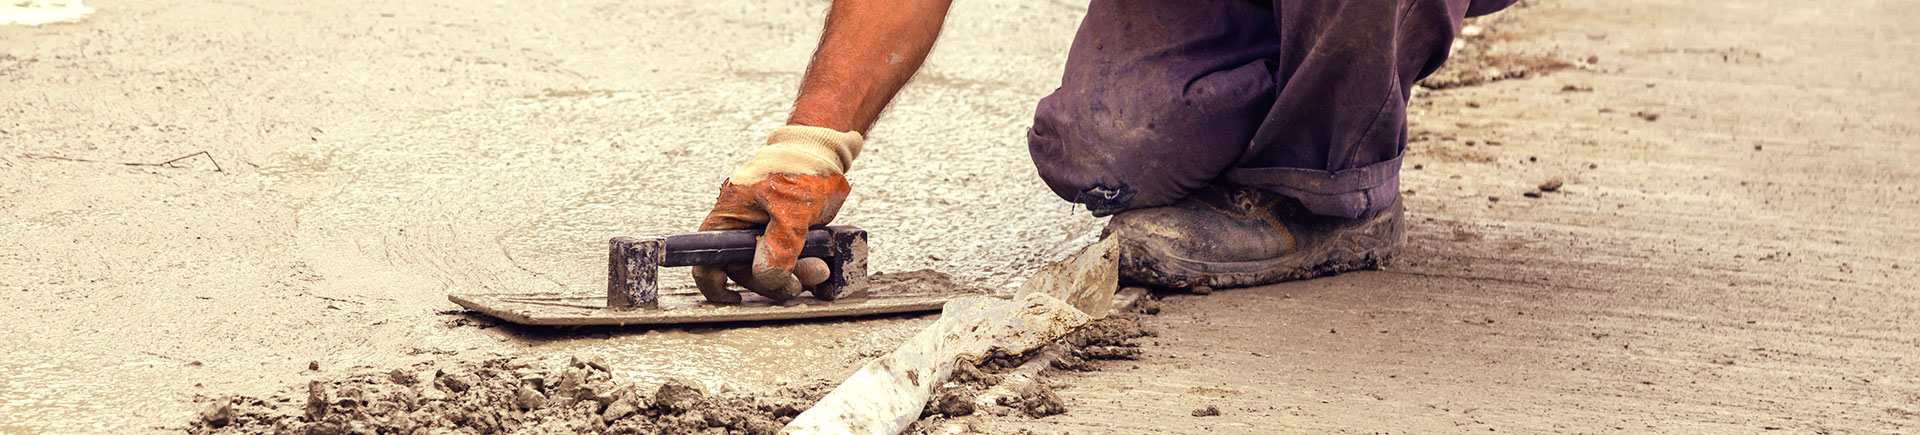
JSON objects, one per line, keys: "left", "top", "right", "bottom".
{"left": 448, "top": 225, "right": 968, "bottom": 326}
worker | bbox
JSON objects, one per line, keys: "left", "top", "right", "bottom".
{"left": 692, "top": 0, "right": 1517, "bottom": 303}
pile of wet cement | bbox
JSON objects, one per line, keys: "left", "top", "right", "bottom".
{"left": 904, "top": 310, "right": 1160, "bottom": 433}
{"left": 190, "top": 356, "right": 829, "bottom": 435}
{"left": 192, "top": 293, "right": 1159, "bottom": 435}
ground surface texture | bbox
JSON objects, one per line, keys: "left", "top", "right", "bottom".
{"left": 3, "top": 0, "right": 1916, "bottom": 433}
{"left": 968, "top": 1, "right": 1920, "bottom": 433}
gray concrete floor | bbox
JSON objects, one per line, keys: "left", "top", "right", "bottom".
{"left": 2, "top": 0, "right": 1915, "bottom": 433}
{"left": 978, "top": 0, "right": 1920, "bottom": 433}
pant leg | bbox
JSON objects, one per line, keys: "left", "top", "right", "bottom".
{"left": 1224, "top": 0, "right": 1505, "bottom": 218}
{"left": 1030, "top": 0, "right": 1514, "bottom": 218}
{"left": 1027, "top": 0, "right": 1283, "bottom": 217}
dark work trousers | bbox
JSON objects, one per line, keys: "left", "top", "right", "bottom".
{"left": 1027, "top": 0, "right": 1516, "bottom": 218}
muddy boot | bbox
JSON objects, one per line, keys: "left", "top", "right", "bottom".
{"left": 1104, "top": 182, "right": 1405, "bottom": 289}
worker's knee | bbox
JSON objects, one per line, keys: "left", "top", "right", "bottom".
{"left": 1026, "top": 60, "right": 1277, "bottom": 216}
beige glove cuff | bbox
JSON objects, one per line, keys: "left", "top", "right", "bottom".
{"left": 729, "top": 126, "right": 865, "bottom": 184}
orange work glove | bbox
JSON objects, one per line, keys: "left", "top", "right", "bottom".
{"left": 692, "top": 125, "right": 863, "bottom": 303}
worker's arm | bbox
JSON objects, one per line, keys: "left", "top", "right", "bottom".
{"left": 691, "top": 0, "right": 955, "bottom": 303}
{"left": 790, "top": 0, "right": 956, "bottom": 133}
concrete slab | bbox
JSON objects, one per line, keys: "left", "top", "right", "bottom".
{"left": 1, "top": 0, "right": 1912, "bottom": 432}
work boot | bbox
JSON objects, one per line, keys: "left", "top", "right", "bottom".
{"left": 1103, "top": 182, "right": 1405, "bottom": 289}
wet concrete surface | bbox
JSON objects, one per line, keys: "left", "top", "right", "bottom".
{"left": 1, "top": 0, "right": 1095, "bottom": 431}
{"left": 5, "top": 0, "right": 1917, "bottom": 433}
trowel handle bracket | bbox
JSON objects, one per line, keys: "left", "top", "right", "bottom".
{"left": 608, "top": 225, "right": 868, "bottom": 309}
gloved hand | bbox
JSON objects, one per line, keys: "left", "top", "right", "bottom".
{"left": 692, "top": 125, "right": 863, "bottom": 303}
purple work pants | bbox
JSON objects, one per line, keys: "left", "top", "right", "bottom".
{"left": 1028, "top": 0, "right": 1516, "bottom": 218}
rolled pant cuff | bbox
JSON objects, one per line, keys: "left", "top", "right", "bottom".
{"left": 1224, "top": 155, "right": 1403, "bottom": 219}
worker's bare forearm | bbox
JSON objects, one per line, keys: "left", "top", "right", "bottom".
{"left": 788, "top": 0, "right": 954, "bottom": 134}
